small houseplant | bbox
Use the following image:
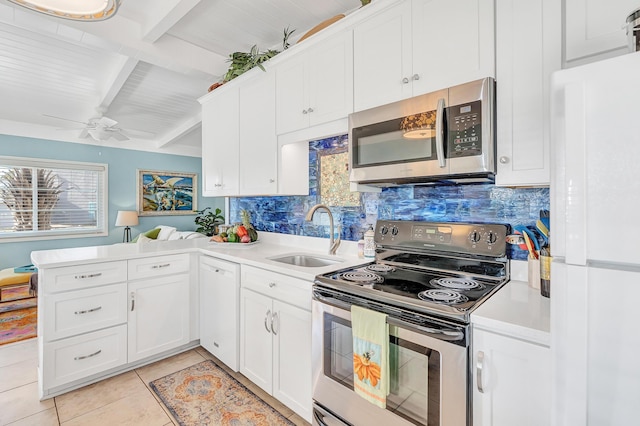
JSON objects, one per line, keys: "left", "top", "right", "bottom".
{"left": 194, "top": 207, "right": 225, "bottom": 236}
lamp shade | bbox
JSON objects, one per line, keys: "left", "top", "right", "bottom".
{"left": 115, "top": 211, "right": 139, "bottom": 227}
{"left": 6, "top": 0, "right": 121, "bottom": 21}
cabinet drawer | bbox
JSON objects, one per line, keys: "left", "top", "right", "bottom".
{"left": 42, "top": 261, "right": 127, "bottom": 293}
{"left": 128, "top": 253, "right": 190, "bottom": 280}
{"left": 43, "top": 283, "right": 128, "bottom": 341}
{"left": 43, "top": 324, "right": 127, "bottom": 389}
{"left": 200, "top": 256, "right": 239, "bottom": 277}
{"left": 241, "top": 265, "right": 311, "bottom": 310}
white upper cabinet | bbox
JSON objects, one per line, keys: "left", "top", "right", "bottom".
{"left": 495, "top": 0, "right": 561, "bottom": 186}
{"left": 276, "top": 32, "right": 353, "bottom": 135}
{"left": 564, "top": 0, "right": 637, "bottom": 67}
{"left": 239, "top": 71, "right": 278, "bottom": 195}
{"left": 353, "top": 0, "right": 495, "bottom": 112}
{"left": 200, "top": 85, "right": 240, "bottom": 197}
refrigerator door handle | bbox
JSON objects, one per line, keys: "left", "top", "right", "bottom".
{"left": 563, "top": 83, "right": 588, "bottom": 265}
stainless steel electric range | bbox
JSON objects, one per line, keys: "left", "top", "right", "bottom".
{"left": 311, "top": 220, "right": 510, "bottom": 426}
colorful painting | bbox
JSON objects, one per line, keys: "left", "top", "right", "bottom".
{"left": 137, "top": 170, "right": 197, "bottom": 216}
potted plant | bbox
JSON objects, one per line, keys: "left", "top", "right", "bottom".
{"left": 194, "top": 207, "right": 225, "bottom": 236}
{"left": 208, "top": 27, "right": 295, "bottom": 91}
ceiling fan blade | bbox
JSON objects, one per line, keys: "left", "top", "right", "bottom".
{"left": 43, "top": 114, "right": 90, "bottom": 126}
{"left": 98, "top": 116, "right": 118, "bottom": 127}
{"left": 79, "top": 128, "right": 89, "bottom": 138}
{"left": 87, "top": 128, "right": 107, "bottom": 141}
{"left": 111, "top": 132, "right": 129, "bottom": 142}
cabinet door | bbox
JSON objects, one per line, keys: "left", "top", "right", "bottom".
{"left": 272, "top": 300, "right": 312, "bottom": 423}
{"left": 353, "top": 0, "right": 413, "bottom": 111}
{"left": 564, "top": 0, "right": 637, "bottom": 66}
{"left": 239, "top": 288, "right": 273, "bottom": 394}
{"left": 412, "top": 0, "right": 495, "bottom": 95}
{"left": 495, "top": 0, "right": 560, "bottom": 186}
{"left": 239, "top": 71, "right": 278, "bottom": 195}
{"left": 276, "top": 56, "right": 308, "bottom": 135}
{"left": 473, "top": 329, "right": 551, "bottom": 426}
{"left": 308, "top": 31, "right": 354, "bottom": 127}
{"left": 199, "top": 257, "right": 240, "bottom": 371}
{"left": 128, "top": 274, "right": 190, "bottom": 362}
{"left": 201, "top": 85, "right": 240, "bottom": 196}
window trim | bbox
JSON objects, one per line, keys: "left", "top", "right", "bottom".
{"left": 0, "top": 155, "right": 109, "bottom": 242}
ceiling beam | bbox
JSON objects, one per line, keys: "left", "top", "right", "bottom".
{"left": 141, "top": 0, "right": 203, "bottom": 43}
{"left": 156, "top": 113, "right": 202, "bottom": 148}
{"left": 98, "top": 57, "right": 140, "bottom": 111}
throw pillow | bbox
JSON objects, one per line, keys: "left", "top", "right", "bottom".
{"left": 156, "top": 225, "right": 177, "bottom": 241}
{"left": 131, "top": 227, "right": 161, "bottom": 243}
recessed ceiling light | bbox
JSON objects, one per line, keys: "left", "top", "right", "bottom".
{"left": 6, "top": 0, "right": 121, "bottom": 21}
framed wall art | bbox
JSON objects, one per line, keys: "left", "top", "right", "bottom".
{"left": 137, "top": 169, "right": 197, "bottom": 216}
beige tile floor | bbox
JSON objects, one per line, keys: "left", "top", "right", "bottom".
{"left": 0, "top": 338, "right": 310, "bottom": 426}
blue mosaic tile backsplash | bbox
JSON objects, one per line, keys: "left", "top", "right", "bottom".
{"left": 230, "top": 135, "right": 549, "bottom": 260}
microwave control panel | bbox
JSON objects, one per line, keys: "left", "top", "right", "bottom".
{"left": 447, "top": 100, "right": 482, "bottom": 157}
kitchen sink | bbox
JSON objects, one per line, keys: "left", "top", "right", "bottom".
{"left": 269, "top": 253, "right": 343, "bottom": 268}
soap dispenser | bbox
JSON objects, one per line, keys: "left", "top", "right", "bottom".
{"left": 363, "top": 224, "right": 376, "bottom": 258}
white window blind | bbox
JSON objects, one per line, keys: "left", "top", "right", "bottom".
{"left": 0, "top": 156, "right": 107, "bottom": 240}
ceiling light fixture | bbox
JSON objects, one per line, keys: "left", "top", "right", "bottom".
{"left": 7, "top": 0, "right": 121, "bottom": 21}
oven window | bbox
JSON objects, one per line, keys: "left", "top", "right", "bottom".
{"left": 323, "top": 313, "right": 441, "bottom": 426}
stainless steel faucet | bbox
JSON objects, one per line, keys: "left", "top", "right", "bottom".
{"left": 305, "top": 204, "right": 341, "bottom": 255}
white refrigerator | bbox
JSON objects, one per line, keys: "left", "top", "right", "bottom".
{"left": 551, "top": 51, "right": 640, "bottom": 426}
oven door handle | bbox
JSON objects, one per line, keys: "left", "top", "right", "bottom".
{"left": 313, "top": 292, "right": 465, "bottom": 342}
{"left": 386, "top": 317, "right": 465, "bottom": 342}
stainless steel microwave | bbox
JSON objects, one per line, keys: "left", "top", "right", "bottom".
{"left": 348, "top": 77, "right": 495, "bottom": 186}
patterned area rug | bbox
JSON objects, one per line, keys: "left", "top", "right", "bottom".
{"left": 0, "top": 307, "right": 37, "bottom": 345}
{"left": 150, "top": 360, "right": 295, "bottom": 426}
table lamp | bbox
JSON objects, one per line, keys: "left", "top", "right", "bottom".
{"left": 115, "top": 211, "right": 139, "bottom": 243}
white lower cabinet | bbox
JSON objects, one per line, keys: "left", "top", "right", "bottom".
{"left": 39, "top": 254, "right": 194, "bottom": 398}
{"left": 199, "top": 256, "right": 240, "bottom": 371}
{"left": 128, "top": 273, "right": 190, "bottom": 362}
{"left": 472, "top": 328, "right": 551, "bottom": 426}
{"left": 240, "top": 265, "right": 312, "bottom": 422}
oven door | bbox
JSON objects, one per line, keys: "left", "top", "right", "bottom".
{"left": 312, "top": 296, "right": 469, "bottom": 426}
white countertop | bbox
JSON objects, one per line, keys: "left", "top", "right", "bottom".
{"left": 30, "top": 232, "right": 371, "bottom": 282}
{"left": 471, "top": 260, "right": 550, "bottom": 347}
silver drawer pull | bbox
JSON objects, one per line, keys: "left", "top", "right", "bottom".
{"left": 74, "top": 306, "right": 102, "bottom": 315}
{"left": 74, "top": 273, "right": 102, "bottom": 280}
{"left": 268, "top": 282, "right": 276, "bottom": 288}
{"left": 264, "top": 310, "right": 272, "bottom": 333}
{"left": 271, "top": 312, "right": 279, "bottom": 335}
{"left": 130, "top": 292, "right": 135, "bottom": 311}
{"left": 74, "top": 349, "right": 102, "bottom": 361}
{"left": 151, "top": 263, "right": 171, "bottom": 269}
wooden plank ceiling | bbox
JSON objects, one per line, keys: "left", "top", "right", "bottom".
{"left": 0, "top": 0, "right": 361, "bottom": 156}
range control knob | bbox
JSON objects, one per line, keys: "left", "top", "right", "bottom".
{"left": 469, "top": 230, "right": 481, "bottom": 243}
{"left": 391, "top": 226, "right": 399, "bottom": 236}
{"left": 486, "top": 231, "right": 498, "bottom": 244}
{"left": 380, "top": 226, "right": 389, "bottom": 235}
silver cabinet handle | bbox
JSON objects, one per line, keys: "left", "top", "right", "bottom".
{"left": 477, "top": 351, "right": 485, "bottom": 393}
{"left": 269, "top": 178, "right": 275, "bottom": 183}
{"left": 302, "top": 109, "right": 308, "bottom": 114}
{"left": 412, "top": 73, "right": 420, "bottom": 81}
{"left": 264, "top": 310, "right": 272, "bottom": 333}
{"left": 435, "top": 97, "right": 446, "bottom": 168}
{"left": 75, "top": 306, "right": 102, "bottom": 315}
{"left": 499, "top": 156, "right": 510, "bottom": 164}
{"left": 130, "top": 292, "right": 135, "bottom": 312}
{"left": 151, "top": 263, "right": 170, "bottom": 269}
{"left": 74, "top": 349, "right": 102, "bottom": 361}
{"left": 268, "top": 282, "right": 276, "bottom": 288}
{"left": 74, "top": 273, "right": 102, "bottom": 280}
{"left": 214, "top": 183, "right": 223, "bottom": 187}
{"left": 271, "top": 312, "right": 279, "bottom": 335}
{"left": 307, "top": 107, "right": 314, "bottom": 113}
{"left": 402, "top": 77, "right": 410, "bottom": 84}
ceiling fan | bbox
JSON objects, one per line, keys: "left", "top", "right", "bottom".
{"left": 44, "top": 114, "right": 153, "bottom": 142}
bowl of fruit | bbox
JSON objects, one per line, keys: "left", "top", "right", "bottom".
{"left": 210, "top": 210, "right": 259, "bottom": 245}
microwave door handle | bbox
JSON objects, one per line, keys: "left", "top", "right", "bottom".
{"left": 435, "top": 98, "right": 446, "bottom": 168}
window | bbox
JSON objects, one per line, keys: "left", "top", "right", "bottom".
{"left": 0, "top": 156, "right": 108, "bottom": 241}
